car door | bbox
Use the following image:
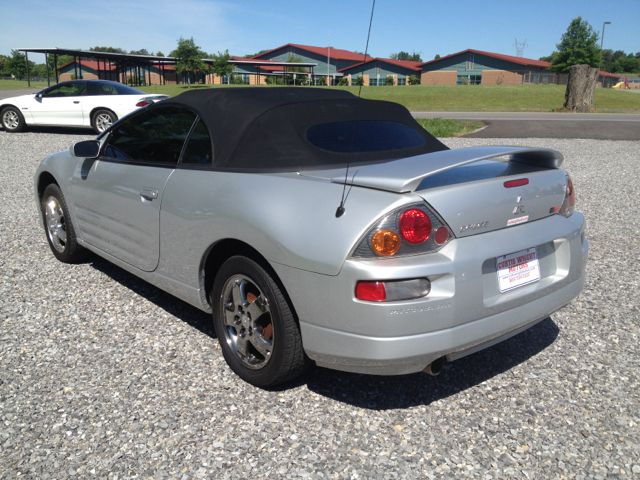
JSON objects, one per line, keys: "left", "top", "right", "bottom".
{"left": 70, "top": 105, "right": 198, "bottom": 272}
{"left": 30, "top": 82, "right": 86, "bottom": 126}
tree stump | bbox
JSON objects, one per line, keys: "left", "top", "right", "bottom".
{"left": 563, "top": 64, "right": 599, "bottom": 113}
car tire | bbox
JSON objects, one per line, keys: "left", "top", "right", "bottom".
{"left": 41, "top": 184, "right": 90, "bottom": 263}
{"left": 92, "top": 109, "right": 117, "bottom": 134}
{"left": 211, "top": 256, "right": 308, "bottom": 388}
{"left": 1, "top": 106, "right": 26, "bottom": 133}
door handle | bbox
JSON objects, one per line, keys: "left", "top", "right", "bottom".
{"left": 73, "top": 101, "right": 80, "bottom": 104}
{"left": 140, "top": 188, "right": 159, "bottom": 200}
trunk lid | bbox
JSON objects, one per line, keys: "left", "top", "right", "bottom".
{"left": 303, "top": 146, "right": 568, "bottom": 238}
{"left": 415, "top": 166, "right": 567, "bottom": 237}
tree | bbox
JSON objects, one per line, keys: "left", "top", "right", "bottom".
{"left": 211, "top": 50, "right": 234, "bottom": 82}
{"left": 434, "top": 54, "right": 441, "bottom": 60}
{"left": 599, "top": 49, "right": 613, "bottom": 71}
{"left": 407, "top": 51, "right": 423, "bottom": 62}
{"left": 354, "top": 75, "right": 364, "bottom": 86}
{"left": 539, "top": 51, "right": 559, "bottom": 63}
{"left": 611, "top": 53, "right": 640, "bottom": 74}
{"left": 243, "top": 49, "right": 270, "bottom": 59}
{"left": 31, "top": 64, "right": 49, "bottom": 78}
{"left": 390, "top": 51, "right": 422, "bottom": 62}
{"left": 53, "top": 54, "right": 73, "bottom": 68}
{"left": 172, "top": 37, "right": 210, "bottom": 86}
{"left": 156, "top": 51, "right": 165, "bottom": 57}
{"left": 551, "top": 17, "right": 600, "bottom": 74}
{"left": 129, "top": 49, "right": 150, "bottom": 56}
{"left": 7, "top": 50, "right": 31, "bottom": 80}
{"left": 285, "top": 54, "right": 308, "bottom": 85}
{"left": 0, "top": 55, "right": 9, "bottom": 76}
{"left": 90, "top": 46, "right": 127, "bottom": 54}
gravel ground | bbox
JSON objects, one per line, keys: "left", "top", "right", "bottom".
{"left": 0, "top": 130, "right": 638, "bottom": 479}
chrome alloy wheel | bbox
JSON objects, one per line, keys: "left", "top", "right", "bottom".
{"left": 95, "top": 113, "right": 113, "bottom": 132}
{"left": 2, "top": 109, "right": 20, "bottom": 130}
{"left": 220, "top": 275, "right": 274, "bottom": 369}
{"left": 44, "top": 196, "right": 67, "bottom": 253}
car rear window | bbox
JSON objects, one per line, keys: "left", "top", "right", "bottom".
{"left": 306, "top": 121, "right": 425, "bottom": 153}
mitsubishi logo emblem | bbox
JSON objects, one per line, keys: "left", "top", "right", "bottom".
{"left": 513, "top": 196, "right": 525, "bottom": 215}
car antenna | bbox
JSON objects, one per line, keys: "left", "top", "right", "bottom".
{"left": 335, "top": 0, "right": 376, "bottom": 218}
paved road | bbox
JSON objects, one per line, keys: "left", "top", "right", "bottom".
{"left": 0, "top": 88, "right": 42, "bottom": 100}
{"left": 413, "top": 112, "right": 640, "bottom": 140}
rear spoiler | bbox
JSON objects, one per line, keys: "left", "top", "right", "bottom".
{"left": 332, "top": 146, "right": 564, "bottom": 193}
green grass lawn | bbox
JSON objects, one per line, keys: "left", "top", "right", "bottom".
{"left": 3, "top": 80, "right": 638, "bottom": 111}
{"left": 136, "top": 83, "right": 640, "bottom": 112}
{"left": 0, "top": 79, "right": 50, "bottom": 89}
{"left": 343, "top": 84, "right": 640, "bottom": 111}
{"left": 416, "top": 118, "right": 485, "bottom": 137}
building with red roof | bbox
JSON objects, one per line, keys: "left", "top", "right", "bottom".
{"left": 338, "top": 57, "right": 423, "bottom": 86}
{"left": 38, "top": 44, "right": 621, "bottom": 89}
{"left": 251, "top": 44, "right": 367, "bottom": 85}
{"left": 419, "top": 49, "right": 557, "bottom": 86}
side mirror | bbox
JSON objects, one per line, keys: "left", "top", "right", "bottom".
{"left": 70, "top": 140, "right": 100, "bottom": 158}
{"left": 35, "top": 93, "right": 43, "bottom": 99}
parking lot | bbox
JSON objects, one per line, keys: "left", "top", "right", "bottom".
{"left": 1, "top": 130, "right": 638, "bottom": 479}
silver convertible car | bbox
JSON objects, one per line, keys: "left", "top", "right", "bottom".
{"left": 34, "top": 88, "right": 588, "bottom": 387}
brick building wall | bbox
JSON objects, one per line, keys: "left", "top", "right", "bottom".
{"left": 481, "top": 70, "right": 523, "bottom": 85}
{"left": 421, "top": 71, "right": 456, "bottom": 85}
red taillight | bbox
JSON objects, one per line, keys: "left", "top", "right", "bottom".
{"left": 504, "top": 178, "right": 529, "bottom": 188}
{"left": 136, "top": 100, "right": 152, "bottom": 107}
{"left": 356, "top": 282, "right": 386, "bottom": 301}
{"left": 399, "top": 209, "right": 432, "bottom": 244}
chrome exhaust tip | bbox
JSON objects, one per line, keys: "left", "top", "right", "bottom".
{"left": 423, "top": 357, "right": 444, "bottom": 376}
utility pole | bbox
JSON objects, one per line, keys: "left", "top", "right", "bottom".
{"left": 327, "top": 30, "right": 331, "bottom": 86}
{"left": 599, "top": 21, "right": 611, "bottom": 73}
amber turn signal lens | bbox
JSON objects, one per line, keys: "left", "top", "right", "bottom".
{"left": 371, "top": 230, "right": 401, "bottom": 256}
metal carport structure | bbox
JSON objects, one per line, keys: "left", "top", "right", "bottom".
{"left": 17, "top": 48, "right": 316, "bottom": 87}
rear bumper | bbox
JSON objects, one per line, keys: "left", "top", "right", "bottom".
{"left": 272, "top": 212, "right": 588, "bottom": 375}
{"left": 300, "top": 273, "right": 583, "bottom": 374}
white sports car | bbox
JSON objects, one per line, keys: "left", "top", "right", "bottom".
{"left": 1, "top": 80, "right": 169, "bottom": 134}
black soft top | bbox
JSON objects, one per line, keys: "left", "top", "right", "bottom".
{"left": 159, "top": 87, "right": 449, "bottom": 171}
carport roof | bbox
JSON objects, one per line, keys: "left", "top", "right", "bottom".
{"left": 18, "top": 48, "right": 172, "bottom": 62}
{"left": 18, "top": 48, "right": 317, "bottom": 69}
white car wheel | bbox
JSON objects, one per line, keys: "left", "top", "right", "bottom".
{"left": 1, "top": 107, "right": 26, "bottom": 133}
{"left": 92, "top": 109, "right": 117, "bottom": 134}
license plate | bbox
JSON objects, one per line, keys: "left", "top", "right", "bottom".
{"left": 496, "top": 247, "right": 540, "bottom": 293}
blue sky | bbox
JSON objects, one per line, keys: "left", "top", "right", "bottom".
{"left": 1, "top": 0, "right": 638, "bottom": 64}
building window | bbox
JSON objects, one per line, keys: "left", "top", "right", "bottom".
{"left": 397, "top": 77, "right": 406, "bottom": 86}
{"left": 466, "top": 53, "right": 475, "bottom": 70}
{"left": 370, "top": 78, "right": 378, "bottom": 86}
{"left": 457, "top": 74, "right": 481, "bottom": 85}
